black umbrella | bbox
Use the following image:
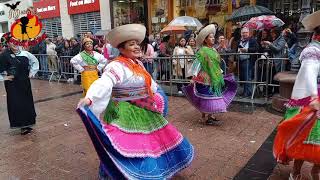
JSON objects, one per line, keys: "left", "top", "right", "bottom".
{"left": 227, "top": 5, "right": 274, "bottom": 22}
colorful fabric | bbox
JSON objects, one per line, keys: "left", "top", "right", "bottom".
{"left": 130, "top": 92, "right": 165, "bottom": 114}
{"left": 273, "top": 106, "right": 320, "bottom": 164}
{"left": 80, "top": 51, "right": 98, "bottom": 65}
{"left": 112, "top": 86, "right": 149, "bottom": 101}
{"left": 283, "top": 107, "right": 301, "bottom": 120}
{"left": 81, "top": 70, "right": 99, "bottom": 96}
{"left": 305, "top": 119, "right": 320, "bottom": 144}
{"left": 285, "top": 97, "right": 312, "bottom": 108}
{"left": 156, "top": 86, "right": 169, "bottom": 117}
{"left": 299, "top": 41, "right": 320, "bottom": 62}
{"left": 77, "top": 106, "right": 194, "bottom": 180}
{"left": 103, "top": 101, "right": 168, "bottom": 133}
{"left": 182, "top": 74, "right": 237, "bottom": 113}
{"left": 115, "top": 56, "right": 153, "bottom": 97}
{"left": 102, "top": 124, "right": 183, "bottom": 158}
{"left": 196, "top": 47, "right": 224, "bottom": 96}
{"left": 243, "top": 15, "right": 285, "bottom": 30}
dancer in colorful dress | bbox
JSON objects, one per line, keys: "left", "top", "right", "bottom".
{"left": 273, "top": 11, "right": 320, "bottom": 180}
{"left": 182, "top": 24, "right": 237, "bottom": 125}
{"left": 0, "top": 33, "right": 39, "bottom": 135}
{"left": 70, "top": 38, "right": 107, "bottom": 96}
{"left": 76, "top": 24, "right": 194, "bottom": 179}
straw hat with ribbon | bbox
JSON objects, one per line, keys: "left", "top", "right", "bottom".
{"left": 196, "top": 24, "right": 216, "bottom": 46}
{"left": 302, "top": 10, "right": 320, "bottom": 31}
{"left": 106, "top": 24, "right": 146, "bottom": 48}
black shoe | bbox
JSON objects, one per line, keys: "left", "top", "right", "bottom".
{"left": 21, "top": 127, "right": 33, "bottom": 135}
{"left": 205, "top": 117, "right": 222, "bottom": 126}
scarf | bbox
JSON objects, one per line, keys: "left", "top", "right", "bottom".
{"left": 115, "top": 56, "right": 153, "bottom": 97}
{"left": 80, "top": 51, "right": 98, "bottom": 65}
{"left": 196, "top": 46, "right": 224, "bottom": 96}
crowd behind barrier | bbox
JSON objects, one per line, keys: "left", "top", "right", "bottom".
{"left": 31, "top": 53, "right": 288, "bottom": 101}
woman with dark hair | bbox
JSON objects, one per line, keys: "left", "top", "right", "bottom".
{"left": 182, "top": 24, "right": 237, "bottom": 126}
{"left": 76, "top": 24, "right": 194, "bottom": 179}
{"left": 158, "top": 35, "right": 172, "bottom": 80}
{"left": 0, "top": 33, "right": 39, "bottom": 135}
{"left": 187, "top": 37, "right": 197, "bottom": 53}
{"left": 262, "top": 27, "right": 287, "bottom": 73}
{"left": 257, "top": 29, "right": 272, "bottom": 54}
{"left": 140, "top": 36, "right": 155, "bottom": 75}
{"left": 173, "top": 37, "right": 194, "bottom": 93}
{"left": 273, "top": 11, "right": 320, "bottom": 180}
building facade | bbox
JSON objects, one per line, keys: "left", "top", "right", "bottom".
{"left": 0, "top": 0, "right": 33, "bottom": 33}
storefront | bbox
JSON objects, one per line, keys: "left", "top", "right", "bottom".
{"left": 111, "top": 0, "right": 148, "bottom": 28}
{"left": 149, "top": 0, "right": 172, "bottom": 34}
{"left": 67, "top": 0, "right": 102, "bottom": 36}
{"left": 33, "top": 0, "right": 62, "bottom": 38}
{"left": 174, "top": 0, "right": 236, "bottom": 27}
{"left": 0, "top": 0, "right": 33, "bottom": 33}
{"left": 270, "top": 0, "right": 319, "bottom": 27}
{"left": 148, "top": 0, "right": 235, "bottom": 34}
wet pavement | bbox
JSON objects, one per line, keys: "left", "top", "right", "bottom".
{"left": 0, "top": 79, "right": 291, "bottom": 180}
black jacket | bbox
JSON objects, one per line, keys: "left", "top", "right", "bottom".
{"left": 70, "top": 43, "right": 81, "bottom": 57}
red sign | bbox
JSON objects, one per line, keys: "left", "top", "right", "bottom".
{"left": 33, "top": 0, "right": 60, "bottom": 19}
{"left": 67, "top": 0, "right": 100, "bottom": 15}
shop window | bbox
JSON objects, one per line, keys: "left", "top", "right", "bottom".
{"left": 72, "top": 12, "right": 101, "bottom": 37}
{"left": 112, "top": 0, "right": 146, "bottom": 27}
{"left": 41, "top": 17, "right": 62, "bottom": 38}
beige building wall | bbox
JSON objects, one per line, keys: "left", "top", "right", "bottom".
{"left": 99, "top": 0, "right": 112, "bottom": 31}
{"left": 59, "top": 0, "right": 74, "bottom": 39}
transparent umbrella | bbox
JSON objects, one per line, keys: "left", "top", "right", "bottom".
{"left": 168, "top": 16, "right": 203, "bottom": 30}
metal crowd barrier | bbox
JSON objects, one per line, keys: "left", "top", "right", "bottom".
{"left": 58, "top": 56, "right": 80, "bottom": 83}
{"left": 143, "top": 55, "right": 226, "bottom": 96}
{"left": 30, "top": 52, "right": 288, "bottom": 101}
{"left": 34, "top": 54, "right": 59, "bottom": 82}
{"left": 261, "top": 57, "right": 289, "bottom": 98}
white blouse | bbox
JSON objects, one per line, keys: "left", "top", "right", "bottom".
{"left": 70, "top": 51, "right": 108, "bottom": 73}
{"left": 85, "top": 60, "right": 158, "bottom": 118}
{"left": 291, "top": 42, "right": 320, "bottom": 99}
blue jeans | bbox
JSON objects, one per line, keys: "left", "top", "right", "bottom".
{"left": 39, "top": 56, "right": 49, "bottom": 78}
{"left": 239, "top": 59, "right": 253, "bottom": 96}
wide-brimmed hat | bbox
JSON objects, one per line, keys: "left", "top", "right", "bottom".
{"left": 196, "top": 24, "right": 216, "bottom": 46}
{"left": 106, "top": 24, "right": 146, "bottom": 48}
{"left": 82, "top": 38, "right": 93, "bottom": 45}
{"left": 302, "top": 10, "right": 320, "bottom": 31}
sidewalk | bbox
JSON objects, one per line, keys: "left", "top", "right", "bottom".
{"left": 0, "top": 79, "right": 292, "bottom": 179}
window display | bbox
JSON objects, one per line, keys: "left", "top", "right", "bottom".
{"left": 112, "top": 0, "right": 146, "bottom": 27}
{"left": 150, "top": 0, "right": 169, "bottom": 33}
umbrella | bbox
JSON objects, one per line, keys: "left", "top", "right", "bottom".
{"left": 168, "top": 16, "right": 203, "bottom": 30}
{"left": 160, "top": 26, "right": 186, "bottom": 34}
{"left": 243, "top": 15, "right": 285, "bottom": 30}
{"left": 227, "top": 5, "right": 274, "bottom": 22}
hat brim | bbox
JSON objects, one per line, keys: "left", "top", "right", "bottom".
{"left": 107, "top": 24, "right": 146, "bottom": 48}
{"left": 196, "top": 24, "right": 216, "bottom": 47}
{"left": 302, "top": 10, "right": 320, "bottom": 31}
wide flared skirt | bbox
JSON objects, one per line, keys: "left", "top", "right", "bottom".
{"left": 182, "top": 74, "right": 237, "bottom": 114}
{"left": 273, "top": 106, "right": 320, "bottom": 164}
{"left": 77, "top": 106, "right": 194, "bottom": 180}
